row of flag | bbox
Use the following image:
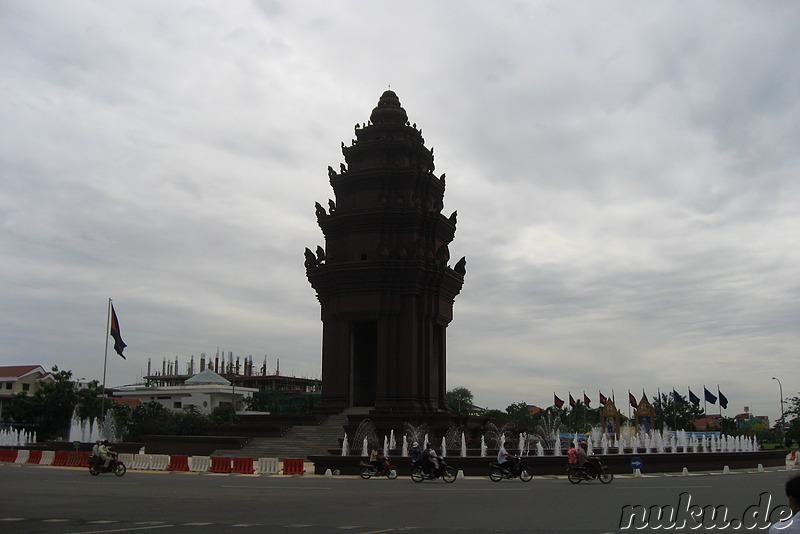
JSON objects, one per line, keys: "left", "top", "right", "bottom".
{"left": 553, "top": 387, "right": 729, "bottom": 410}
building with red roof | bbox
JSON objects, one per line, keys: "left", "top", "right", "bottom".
{"left": 0, "top": 365, "right": 53, "bottom": 399}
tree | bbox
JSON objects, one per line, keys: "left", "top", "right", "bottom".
{"left": 446, "top": 387, "right": 474, "bottom": 415}
{"left": 129, "top": 401, "right": 172, "bottom": 438}
{"left": 505, "top": 402, "right": 532, "bottom": 431}
{"left": 3, "top": 366, "right": 78, "bottom": 440}
{"left": 75, "top": 380, "right": 104, "bottom": 422}
{"left": 653, "top": 393, "right": 705, "bottom": 431}
{"left": 785, "top": 396, "right": 800, "bottom": 444}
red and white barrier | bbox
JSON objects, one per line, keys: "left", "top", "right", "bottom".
{"left": 1, "top": 448, "right": 288, "bottom": 476}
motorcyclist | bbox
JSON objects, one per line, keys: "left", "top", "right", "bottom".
{"left": 423, "top": 444, "right": 440, "bottom": 476}
{"left": 567, "top": 443, "right": 579, "bottom": 465}
{"left": 411, "top": 441, "right": 422, "bottom": 464}
{"left": 89, "top": 440, "right": 102, "bottom": 468}
{"left": 497, "top": 441, "right": 519, "bottom": 476}
{"left": 576, "top": 440, "right": 601, "bottom": 477}
{"left": 369, "top": 447, "right": 379, "bottom": 469}
{"left": 99, "top": 440, "right": 112, "bottom": 468}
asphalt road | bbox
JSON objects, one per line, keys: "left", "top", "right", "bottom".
{"left": 0, "top": 463, "right": 796, "bottom": 533}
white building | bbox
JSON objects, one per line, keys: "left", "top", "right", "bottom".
{"left": 112, "top": 369, "right": 258, "bottom": 414}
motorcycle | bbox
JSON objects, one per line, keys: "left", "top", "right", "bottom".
{"left": 566, "top": 458, "right": 613, "bottom": 484}
{"left": 89, "top": 451, "right": 126, "bottom": 477}
{"left": 410, "top": 458, "right": 457, "bottom": 483}
{"left": 489, "top": 460, "right": 533, "bottom": 482}
{"left": 359, "top": 457, "right": 398, "bottom": 479}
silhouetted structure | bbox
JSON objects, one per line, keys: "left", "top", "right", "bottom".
{"left": 306, "top": 90, "right": 466, "bottom": 414}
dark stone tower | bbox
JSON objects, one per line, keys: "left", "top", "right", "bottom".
{"left": 306, "top": 90, "right": 466, "bottom": 414}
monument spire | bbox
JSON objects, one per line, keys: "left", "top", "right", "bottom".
{"left": 306, "top": 90, "right": 465, "bottom": 414}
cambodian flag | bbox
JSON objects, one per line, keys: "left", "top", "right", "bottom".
{"left": 110, "top": 304, "right": 127, "bottom": 359}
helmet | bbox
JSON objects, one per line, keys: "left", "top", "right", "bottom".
{"left": 412, "top": 442, "right": 419, "bottom": 447}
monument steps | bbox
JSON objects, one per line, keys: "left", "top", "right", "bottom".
{"left": 212, "top": 414, "right": 348, "bottom": 459}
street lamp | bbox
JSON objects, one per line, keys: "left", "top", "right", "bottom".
{"left": 772, "top": 377, "right": 785, "bottom": 445}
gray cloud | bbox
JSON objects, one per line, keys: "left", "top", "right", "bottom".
{"left": 1, "top": 0, "right": 797, "bottom": 420}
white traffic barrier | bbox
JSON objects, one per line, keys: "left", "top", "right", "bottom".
{"left": 189, "top": 456, "right": 210, "bottom": 473}
{"left": 257, "top": 457, "right": 280, "bottom": 475}
{"left": 634, "top": 468, "right": 642, "bottom": 477}
{"left": 129, "top": 454, "right": 153, "bottom": 470}
{"left": 40, "top": 450, "right": 54, "bottom": 466}
{"left": 150, "top": 454, "right": 169, "bottom": 471}
{"left": 723, "top": 465, "right": 731, "bottom": 474}
{"left": 681, "top": 467, "right": 689, "bottom": 476}
{"left": 757, "top": 464, "right": 765, "bottom": 472}
{"left": 15, "top": 449, "right": 30, "bottom": 464}
{"left": 118, "top": 453, "right": 134, "bottom": 467}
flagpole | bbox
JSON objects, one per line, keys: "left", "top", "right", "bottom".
{"left": 703, "top": 384, "right": 707, "bottom": 415}
{"left": 101, "top": 298, "right": 111, "bottom": 423}
{"left": 657, "top": 387, "right": 662, "bottom": 431}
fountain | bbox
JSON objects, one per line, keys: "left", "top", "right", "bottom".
{"left": 341, "top": 433, "right": 349, "bottom": 456}
{"left": 536, "top": 441, "right": 544, "bottom": 456}
{"left": 444, "top": 426, "right": 464, "bottom": 458}
{"left": 440, "top": 436, "right": 447, "bottom": 457}
{"left": 480, "top": 435, "right": 487, "bottom": 457}
{"left": 402, "top": 422, "right": 429, "bottom": 451}
{"left": 389, "top": 430, "right": 396, "bottom": 450}
{"left": 353, "top": 418, "right": 378, "bottom": 454}
{"left": 401, "top": 436, "right": 408, "bottom": 457}
{"left": 383, "top": 435, "right": 389, "bottom": 457}
{"left": 0, "top": 427, "right": 35, "bottom": 446}
{"left": 460, "top": 432, "right": 467, "bottom": 457}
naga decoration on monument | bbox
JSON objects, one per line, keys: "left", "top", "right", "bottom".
{"left": 306, "top": 90, "right": 466, "bottom": 414}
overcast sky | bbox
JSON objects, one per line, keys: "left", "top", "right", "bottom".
{"left": 2, "top": 1, "right": 798, "bottom": 424}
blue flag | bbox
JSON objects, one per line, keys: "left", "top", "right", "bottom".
{"left": 688, "top": 388, "right": 700, "bottom": 406}
{"left": 672, "top": 389, "right": 687, "bottom": 404}
{"left": 718, "top": 388, "right": 728, "bottom": 409}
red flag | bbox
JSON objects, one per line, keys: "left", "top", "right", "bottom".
{"left": 110, "top": 304, "right": 127, "bottom": 359}
{"left": 569, "top": 393, "right": 576, "bottom": 408}
{"left": 554, "top": 394, "right": 564, "bottom": 408}
{"left": 599, "top": 391, "right": 608, "bottom": 405}
{"left": 628, "top": 391, "right": 638, "bottom": 408}
{"left": 583, "top": 392, "right": 591, "bottom": 407}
